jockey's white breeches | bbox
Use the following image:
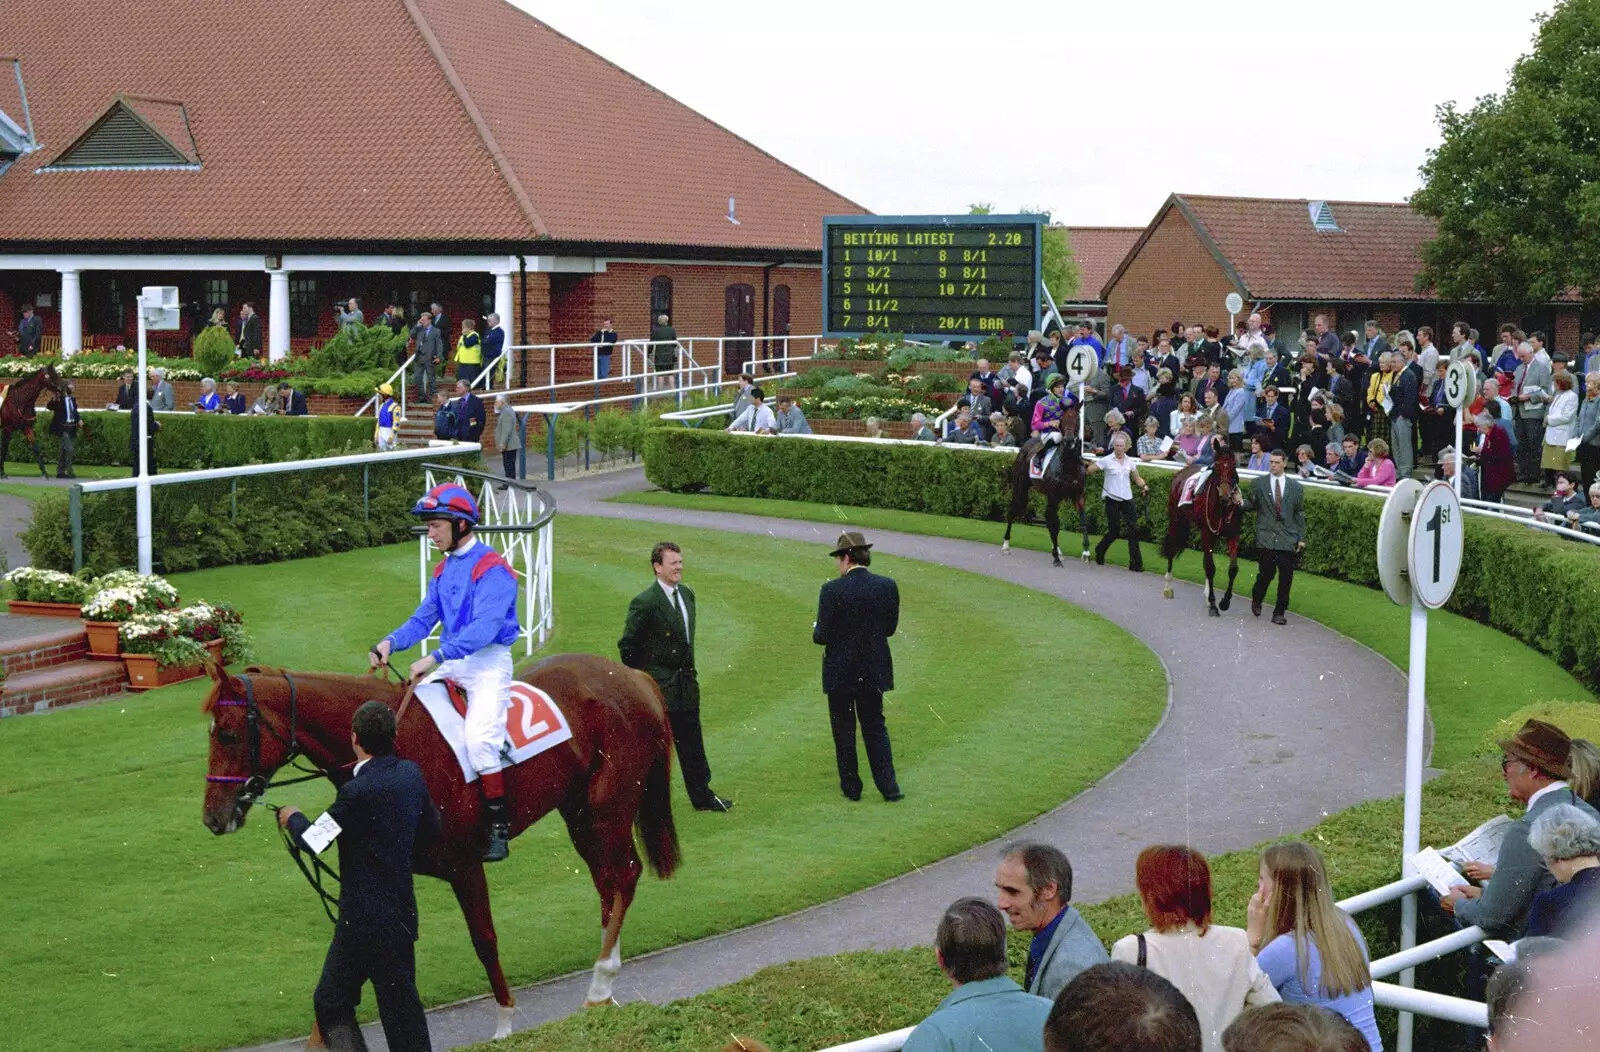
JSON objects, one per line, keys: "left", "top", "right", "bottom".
{"left": 427, "top": 644, "right": 513, "bottom": 773}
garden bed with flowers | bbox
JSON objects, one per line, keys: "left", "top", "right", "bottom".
{"left": 780, "top": 365, "right": 960, "bottom": 422}
{"left": 4, "top": 567, "right": 94, "bottom": 618}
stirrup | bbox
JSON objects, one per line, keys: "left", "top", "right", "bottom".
{"left": 483, "top": 822, "right": 510, "bottom": 863}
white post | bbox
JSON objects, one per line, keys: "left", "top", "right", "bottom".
{"left": 135, "top": 307, "right": 152, "bottom": 575}
{"left": 493, "top": 270, "right": 514, "bottom": 387}
{"left": 267, "top": 270, "right": 290, "bottom": 362}
{"left": 58, "top": 268, "right": 82, "bottom": 354}
{"left": 1078, "top": 382, "right": 1086, "bottom": 445}
{"left": 1398, "top": 587, "right": 1429, "bottom": 1052}
{"left": 1453, "top": 407, "right": 1464, "bottom": 496}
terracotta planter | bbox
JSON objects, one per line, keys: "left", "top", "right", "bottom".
{"left": 7, "top": 600, "right": 85, "bottom": 619}
{"left": 122, "top": 652, "right": 205, "bottom": 691}
{"left": 85, "top": 620, "right": 123, "bottom": 660}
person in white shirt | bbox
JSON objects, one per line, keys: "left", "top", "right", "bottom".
{"left": 1237, "top": 313, "right": 1270, "bottom": 357}
{"left": 1417, "top": 325, "right": 1441, "bottom": 378}
{"left": 726, "top": 386, "right": 777, "bottom": 434}
{"left": 1087, "top": 432, "right": 1148, "bottom": 570}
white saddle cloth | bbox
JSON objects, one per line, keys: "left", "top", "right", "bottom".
{"left": 417, "top": 679, "right": 574, "bottom": 783}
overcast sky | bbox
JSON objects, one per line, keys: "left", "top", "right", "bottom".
{"left": 510, "top": 0, "right": 1552, "bottom": 227}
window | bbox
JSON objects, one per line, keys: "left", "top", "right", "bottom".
{"left": 772, "top": 284, "right": 791, "bottom": 337}
{"left": 289, "top": 277, "right": 319, "bottom": 339}
{"left": 650, "top": 276, "right": 673, "bottom": 322}
{"left": 88, "top": 276, "right": 124, "bottom": 335}
{"left": 204, "top": 278, "right": 229, "bottom": 320}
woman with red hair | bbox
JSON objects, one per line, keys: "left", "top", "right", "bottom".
{"left": 1112, "top": 845, "right": 1279, "bottom": 1052}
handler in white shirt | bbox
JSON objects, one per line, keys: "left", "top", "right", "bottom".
{"left": 726, "top": 386, "right": 778, "bottom": 434}
{"left": 1087, "top": 432, "right": 1149, "bottom": 570}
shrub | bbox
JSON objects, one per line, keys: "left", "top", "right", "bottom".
{"left": 788, "top": 366, "right": 854, "bottom": 390}
{"left": 190, "top": 326, "right": 237, "bottom": 383}
{"left": 643, "top": 428, "right": 1600, "bottom": 694}
{"left": 303, "top": 323, "right": 409, "bottom": 377}
{"left": 797, "top": 394, "right": 939, "bottom": 421}
{"left": 32, "top": 411, "right": 376, "bottom": 469}
{"left": 884, "top": 345, "right": 976, "bottom": 371}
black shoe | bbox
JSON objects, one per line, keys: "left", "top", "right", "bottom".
{"left": 883, "top": 790, "right": 905, "bottom": 802}
{"left": 1129, "top": 563, "right": 1143, "bottom": 573}
{"left": 1094, "top": 549, "right": 1106, "bottom": 566}
{"left": 1251, "top": 598, "right": 1263, "bottom": 617}
{"left": 1271, "top": 612, "right": 1288, "bottom": 625}
{"left": 843, "top": 789, "right": 862, "bottom": 802}
{"left": 482, "top": 797, "right": 510, "bottom": 863}
{"left": 692, "top": 793, "right": 734, "bottom": 812}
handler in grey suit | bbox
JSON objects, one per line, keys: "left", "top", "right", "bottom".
{"left": 1511, "top": 342, "right": 1552, "bottom": 482}
{"left": 1246, "top": 448, "right": 1305, "bottom": 626}
{"left": 994, "top": 842, "right": 1107, "bottom": 1003}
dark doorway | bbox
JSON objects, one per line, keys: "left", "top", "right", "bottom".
{"left": 725, "top": 283, "right": 755, "bottom": 372}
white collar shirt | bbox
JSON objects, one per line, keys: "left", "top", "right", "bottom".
{"left": 1527, "top": 780, "right": 1570, "bottom": 813}
{"left": 658, "top": 579, "right": 690, "bottom": 635}
{"left": 1097, "top": 453, "right": 1135, "bottom": 500}
{"left": 353, "top": 757, "right": 370, "bottom": 777}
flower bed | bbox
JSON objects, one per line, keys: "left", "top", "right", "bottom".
{"left": 82, "top": 571, "right": 181, "bottom": 658}
{"left": 5, "top": 568, "right": 93, "bottom": 616}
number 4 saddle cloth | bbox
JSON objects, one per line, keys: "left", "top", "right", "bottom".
{"left": 417, "top": 679, "right": 574, "bottom": 783}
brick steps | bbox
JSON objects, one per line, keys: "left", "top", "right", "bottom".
{"left": 0, "top": 622, "right": 90, "bottom": 676}
{"left": 1, "top": 659, "right": 129, "bottom": 717}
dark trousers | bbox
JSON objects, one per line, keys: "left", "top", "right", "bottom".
{"left": 1579, "top": 443, "right": 1600, "bottom": 496}
{"left": 597, "top": 354, "right": 612, "bottom": 380}
{"left": 129, "top": 440, "right": 156, "bottom": 477}
{"left": 500, "top": 448, "right": 519, "bottom": 480}
{"left": 457, "top": 363, "right": 481, "bottom": 386}
{"left": 313, "top": 922, "right": 431, "bottom": 1052}
{"left": 666, "top": 708, "right": 713, "bottom": 804}
{"left": 1514, "top": 415, "right": 1545, "bottom": 481}
{"left": 1095, "top": 496, "right": 1142, "bottom": 569}
{"left": 413, "top": 361, "right": 436, "bottom": 401}
{"left": 1252, "top": 548, "right": 1298, "bottom": 615}
{"left": 827, "top": 690, "right": 899, "bottom": 798}
{"left": 56, "top": 430, "right": 75, "bottom": 477}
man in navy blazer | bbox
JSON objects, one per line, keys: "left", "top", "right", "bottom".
{"left": 279, "top": 701, "right": 441, "bottom": 1052}
{"left": 813, "top": 531, "right": 903, "bottom": 802}
{"left": 481, "top": 313, "right": 506, "bottom": 376}
{"left": 452, "top": 380, "right": 487, "bottom": 442}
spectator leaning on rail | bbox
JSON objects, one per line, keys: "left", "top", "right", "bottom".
{"left": 726, "top": 387, "right": 776, "bottom": 433}
{"left": 773, "top": 394, "right": 810, "bottom": 435}
{"left": 900, "top": 897, "right": 1052, "bottom": 1052}
{"left": 1524, "top": 802, "right": 1600, "bottom": 938}
{"left": 1045, "top": 962, "right": 1202, "bottom": 1052}
{"left": 994, "top": 842, "right": 1108, "bottom": 1002}
{"left": 1532, "top": 471, "right": 1584, "bottom": 525}
{"left": 909, "top": 412, "right": 936, "bottom": 442}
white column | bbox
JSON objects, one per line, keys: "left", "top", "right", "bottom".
{"left": 493, "top": 269, "right": 514, "bottom": 343}
{"left": 268, "top": 270, "right": 290, "bottom": 361}
{"left": 58, "top": 268, "right": 82, "bottom": 354}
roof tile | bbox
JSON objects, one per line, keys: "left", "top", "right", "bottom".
{"left": 1063, "top": 226, "right": 1141, "bottom": 302}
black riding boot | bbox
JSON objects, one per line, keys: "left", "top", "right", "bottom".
{"left": 483, "top": 795, "right": 510, "bottom": 863}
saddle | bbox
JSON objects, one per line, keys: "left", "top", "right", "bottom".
{"left": 411, "top": 678, "right": 575, "bottom": 784}
{"left": 1179, "top": 469, "right": 1211, "bottom": 507}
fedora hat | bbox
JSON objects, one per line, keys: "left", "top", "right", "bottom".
{"left": 828, "top": 530, "right": 872, "bottom": 557}
{"left": 1498, "top": 718, "right": 1573, "bottom": 780}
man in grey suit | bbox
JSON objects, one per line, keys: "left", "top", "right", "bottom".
{"left": 17, "top": 304, "right": 43, "bottom": 357}
{"left": 773, "top": 394, "right": 811, "bottom": 434}
{"left": 995, "top": 842, "right": 1108, "bottom": 1003}
{"left": 411, "top": 312, "right": 445, "bottom": 402}
{"left": 1246, "top": 449, "right": 1305, "bottom": 626}
{"left": 1511, "top": 339, "right": 1553, "bottom": 483}
{"left": 149, "top": 368, "right": 176, "bottom": 412}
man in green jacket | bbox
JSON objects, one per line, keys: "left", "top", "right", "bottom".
{"left": 618, "top": 541, "right": 732, "bottom": 812}
{"left": 903, "top": 898, "right": 1052, "bottom": 1052}
{"left": 1246, "top": 448, "right": 1305, "bottom": 626}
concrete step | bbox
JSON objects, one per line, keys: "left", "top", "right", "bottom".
{"left": 1, "top": 659, "right": 127, "bottom": 717}
{"left": 0, "top": 618, "right": 91, "bottom": 677}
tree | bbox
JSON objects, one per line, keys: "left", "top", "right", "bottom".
{"left": 1412, "top": 0, "right": 1600, "bottom": 308}
{"left": 967, "top": 203, "right": 1080, "bottom": 305}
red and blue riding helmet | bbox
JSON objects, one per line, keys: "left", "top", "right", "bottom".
{"left": 411, "top": 483, "right": 479, "bottom": 526}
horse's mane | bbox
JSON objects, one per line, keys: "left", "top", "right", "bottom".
{"left": 200, "top": 665, "right": 403, "bottom": 713}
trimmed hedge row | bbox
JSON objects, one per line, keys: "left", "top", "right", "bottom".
{"left": 22, "top": 449, "right": 481, "bottom": 575}
{"left": 644, "top": 428, "right": 1600, "bottom": 692}
{"left": 24, "top": 411, "right": 377, "bottom": 470}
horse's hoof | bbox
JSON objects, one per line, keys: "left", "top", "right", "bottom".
{"left": 1162, "top": 587, "right": 1174, "bottom": 599}
{"left": 1001, "top": 542, "right": 1010, "bottom": 555}
{"left": 1208, "top": 606, "right": 1221, "bottom": 618}
{"left": 583, "top": 997, "right": 620, "bottom": 1009}
{"left": 1218, "top": 596, "right": 1232, "bottom": 612}
{"left": 1052, "top": 555, "right": 1063, "bottom": 568}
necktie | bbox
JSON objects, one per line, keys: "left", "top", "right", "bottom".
{"left": 672, "top": 588, "right": 687, "bottom": 637}
{"left": 1274, "top": 478, "right": 1283, "bottom": 517}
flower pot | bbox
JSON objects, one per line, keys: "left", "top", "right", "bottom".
{"left": 7, "top": 600, "right": 84, "bottom": 619}
{"left": 85, "top": 620, "right": 123, "bottom": 660}
{"left": 122, "top": 652, "right": 204, "bottom": 691}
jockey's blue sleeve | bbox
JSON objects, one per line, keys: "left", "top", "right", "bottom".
{"left": 433, "top": 566, "right": 518, "bottom": 662}
{"left": 385, "top": 582, "right": 443, "bottom": 655}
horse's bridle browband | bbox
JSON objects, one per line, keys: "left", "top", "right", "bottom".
{"left": 205, "top": 671, "right": 325, "bottom": 805}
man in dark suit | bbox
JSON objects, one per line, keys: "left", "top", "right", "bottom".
{"left": 279, "top": 383, "right": 309, "bottom": 416}
{"left": 108, "top": 368, "right": 137, "bottom": 410}
{"left": 129, "top": 388, "right": 159, "bottom": 477}
{"left": 590, "top": 318, "right": 618, "bottom": 379}
{"left": 278, "top": 701, "right": 441, "bottom": 1052}
{"left": 1107, "top": 366, "right": 1146, "bottom": 434}
{"left": 430, "top": 302, "right": 451, "bottom": 351}
{"left": 236, "top": 302, "right": 263, "bottom": 358}
{"left": 46, "top": 381, "right": 82, "bottom": 479}
{"left": 1254, "top": 384, "right": 1291, "bottom": 451}
{"left": 452, "top": 381, "right": 486, "bottom": 442}
{"left": 619, "top": 542, "right": 732, "bottom": 812}
{"left": 813, "top": 531, "right": 903, "bottom": 802}
{"left": 1246, "top": 449, "right": 1305, "bottom": 626}
{"left": 17, "top": 304, "right": 43, "bottom": 356}
{"left": 482, "top": 313, "right": 506, "bottom": 379}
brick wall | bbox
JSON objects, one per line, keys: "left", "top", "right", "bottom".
{"left": 1555, "top": 309, "right": 1581, "bottom": 357}
{"left": 1105, "top": 207, "right": 1240, "bottom": 341}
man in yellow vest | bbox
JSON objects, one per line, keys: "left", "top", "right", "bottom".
{"left": 455, "top": 318, "right": 483, "bottom": 386}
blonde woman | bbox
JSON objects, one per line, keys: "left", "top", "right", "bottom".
{"left": 1365, "top": 352, "right": 1396, "bottom": 446}
{"left": 1247, "top": 842, "right": 1382, "bottom": 1050}
{"left": 1222, "top": 369, "right": 1250, "bottom": 440}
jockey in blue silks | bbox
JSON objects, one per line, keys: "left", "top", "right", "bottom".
{"left": 370, "top": 483, "right": 519, "bottom": 862}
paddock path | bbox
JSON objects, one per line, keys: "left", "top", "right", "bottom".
{"left": 245, "top": 467, "right": 1417, "bottom": 1051}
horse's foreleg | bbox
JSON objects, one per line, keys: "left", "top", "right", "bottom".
{"left": 450, "top": 864, "right": 515, "bottom": 1038}
{"left": 1077, "top": 497, "right": 1090, "bottom": 562}
{"left": 1163, "top": 554, "right": 1176, "bottom": 599}
{"left": 1045, "top": 497, "right": 1062, "bottom": 566}
{"left": 586, "top": 889, "right": 629, "bottom": 1007}
{"left": 26, "top": 427, "right": 45, "bottom": 478}
{"left": 1221, "top": 536, "right": 1241, "bottom": 611}
{"left": 1202, "top": 547, "right": 1220, "bottom": 616}
{"left": 0, "top": 429, "right": 10, "bottom": 478}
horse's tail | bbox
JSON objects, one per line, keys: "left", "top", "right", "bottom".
{"left": 635, "top": 724, "right": 681, "bottom": 880}
{"left": 1161, "top": 504, "right": 1191, "bottom": 561}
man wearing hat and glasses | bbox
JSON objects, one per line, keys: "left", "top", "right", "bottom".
{"left": 1443, "top": 719, "right": 1600, "bottom": 938}
{"left": 814, "top": 532, "right": 903, "bottom": 802}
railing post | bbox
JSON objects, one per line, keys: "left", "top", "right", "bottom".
{"left": 543, "top": 412, "right": 557, "bottom": 481}
{"left": 362, "top": 464, "right": 370, "bottom": 522}
{"left": 517, "top": 413, "right": 528, "bottom": 480}
{"left": 230, "top": 477, "right": 237, "bottom": 521}
{"left": 69, "top": 485, "right": 83, "bottom": 572}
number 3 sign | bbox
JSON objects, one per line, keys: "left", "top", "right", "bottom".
{"left": 1445, "top": 360, "right": 1478, "bottom": 411}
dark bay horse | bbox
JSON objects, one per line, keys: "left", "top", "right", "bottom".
{"left": 0, "top": 365, "right": 66, "bottom": 478}
{"left": 1003, "top": 423, "right": 1090, "bottom": 566}
{"left": 201, "top": 654, "right": 680, "bottom": 1042}
{"left": 1161, "top": 439, "right": 1243, "bottom": 616}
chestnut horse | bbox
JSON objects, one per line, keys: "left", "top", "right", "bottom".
{"left": 1160, "top": 439, "right": 1243, "bottom": 616}
{"left": 1003, "top": 418, "right": 1089, "bottom": 566}
{"left": 0, "top": 365, "right": 66, "bottom": 478}
{"left": 201, "top": 654, "right": 679, "bottom": 1043}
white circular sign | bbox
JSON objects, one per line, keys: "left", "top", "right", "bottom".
{"left": 1407, "top": 480, "right": 1464, "bottom": 609}
{"left": 1225, "top": 292, "right": 1244, "bottom": 315}
{"left": 1445, "top": 359, "right": 1478, "bottom": 410}
{"left": 1063, "top": 346, "right": 1095, "bottom": 387}
{"left": 1376, "top": 479, "right": 1423, "bottom": 607}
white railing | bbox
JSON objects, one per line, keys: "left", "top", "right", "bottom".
{"left": 467, "top": 349, "right": 509, "bottom": 393}
{"left": 354, "top": 353, "right": 417, "bottom": 420}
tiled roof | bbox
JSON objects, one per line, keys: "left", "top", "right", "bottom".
{"left": 1062, "top": 226, "right": 1141, "bottom": 303}
{"left": 0, "top": 0, "right": 865, "bottom": 251}
{"left": 1160, "top": 194, "right": 1440, "bottom": 302}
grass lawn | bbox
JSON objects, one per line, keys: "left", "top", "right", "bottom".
{"left": 0, "top": 514, "right": 1164, "bottom": 1052}
{"left": 0, "top": 462, "right": 125, "bottom": 502}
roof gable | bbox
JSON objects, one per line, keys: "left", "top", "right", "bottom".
{"left": 1062, "top": 226, "right": 1142, "bottom": 303}
{"left": 44, "top": 95, "right": 198, "bottom": 170}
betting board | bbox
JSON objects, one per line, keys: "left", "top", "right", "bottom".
{"left": 822, "top": 214, "right": 1043, "bottom": 341}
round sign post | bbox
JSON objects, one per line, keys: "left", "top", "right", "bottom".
{"left": 1064, "top": 346, "right": 1094, "bottom": 445}
{"left": 1225, "top": 292, "right": 1244, "bottom": 346}
{"left": 1378, "top": 480, "right": 1464, "bottom": 1052}
{"left": 1444, "top": 361, "right": 1478, "bottom": 497}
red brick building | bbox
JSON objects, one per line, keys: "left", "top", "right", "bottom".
{"left": 1102, "top": 194, "right": 1583, "bottom": 353}
{"left": 0, "top": 0, "right": 862, "bottom": 376}
{"left": 1059, "top": 226, "right": 1142, "bottom": 321}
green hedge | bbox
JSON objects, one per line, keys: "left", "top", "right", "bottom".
{"left": 644, "top": 428, "right": 1600, "bottom": 692}
{"left": 22, "top": 450, "right": 481, "bottom": 575}
{"left": 23, "top": 411, "right": 377, "bottom": 470}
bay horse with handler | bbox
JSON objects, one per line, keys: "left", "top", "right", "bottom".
{"left": 1002, "top": 383, "right": 1090, "bottom": 566}
{"left": 0, "top": 365, "right": 67, "bottom": 477}
{"left": 1160, "top": 435, "right": 1243, "bottom": 616}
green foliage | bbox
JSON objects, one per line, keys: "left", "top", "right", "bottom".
{"left": 303, "top": 323, "right": 409, "bottom": 377}
{"left": 894, "top": 371, "right": 963, "bottom": 395}
{"left": 796, "top": 394, "right": 938, "bottom": 422}
{"left": 884, "top": 345, "right": 973, "bottom": 371}
{"left": 0, "top": 352, "right": 202, "bottom": 381}
{"left": 190, "top": 326, "right": 236, "bottom": 382}
{"left": 973, "top": 201, "right": 1080, "bottom": 302}
{"left": 645, "top": 429, "right": 1600, "bottom": 695}
{"left": 31, "top": 410, "right": 375, "bottom": 469}
{"left": 20, "top": 450, "right": 479, "bottom": 575}
{"left": 787, "top": 366, "right": 854, "bottom": 390}
{"left": 3, "top": 567, "right": 91, "bottom": 604}
{"left": 1412, "top": 0, "right": 1600, "bottom": 307}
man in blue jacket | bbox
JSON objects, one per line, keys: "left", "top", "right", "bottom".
{"left": 371, "top": 484, "right": 519, "bottom": 861}
{"left": 902, "top": 898, "right": 1052, "bottom": 1052}
{"left": 278, "top": 701, "right": 441, "bottom": 1052}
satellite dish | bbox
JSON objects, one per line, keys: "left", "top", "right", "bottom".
{"left": 1376, "top": 479, "right": 1424, "bottom": 606}
{"left": 1225, "top": 292, "right": 1244, "bottom": 316}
